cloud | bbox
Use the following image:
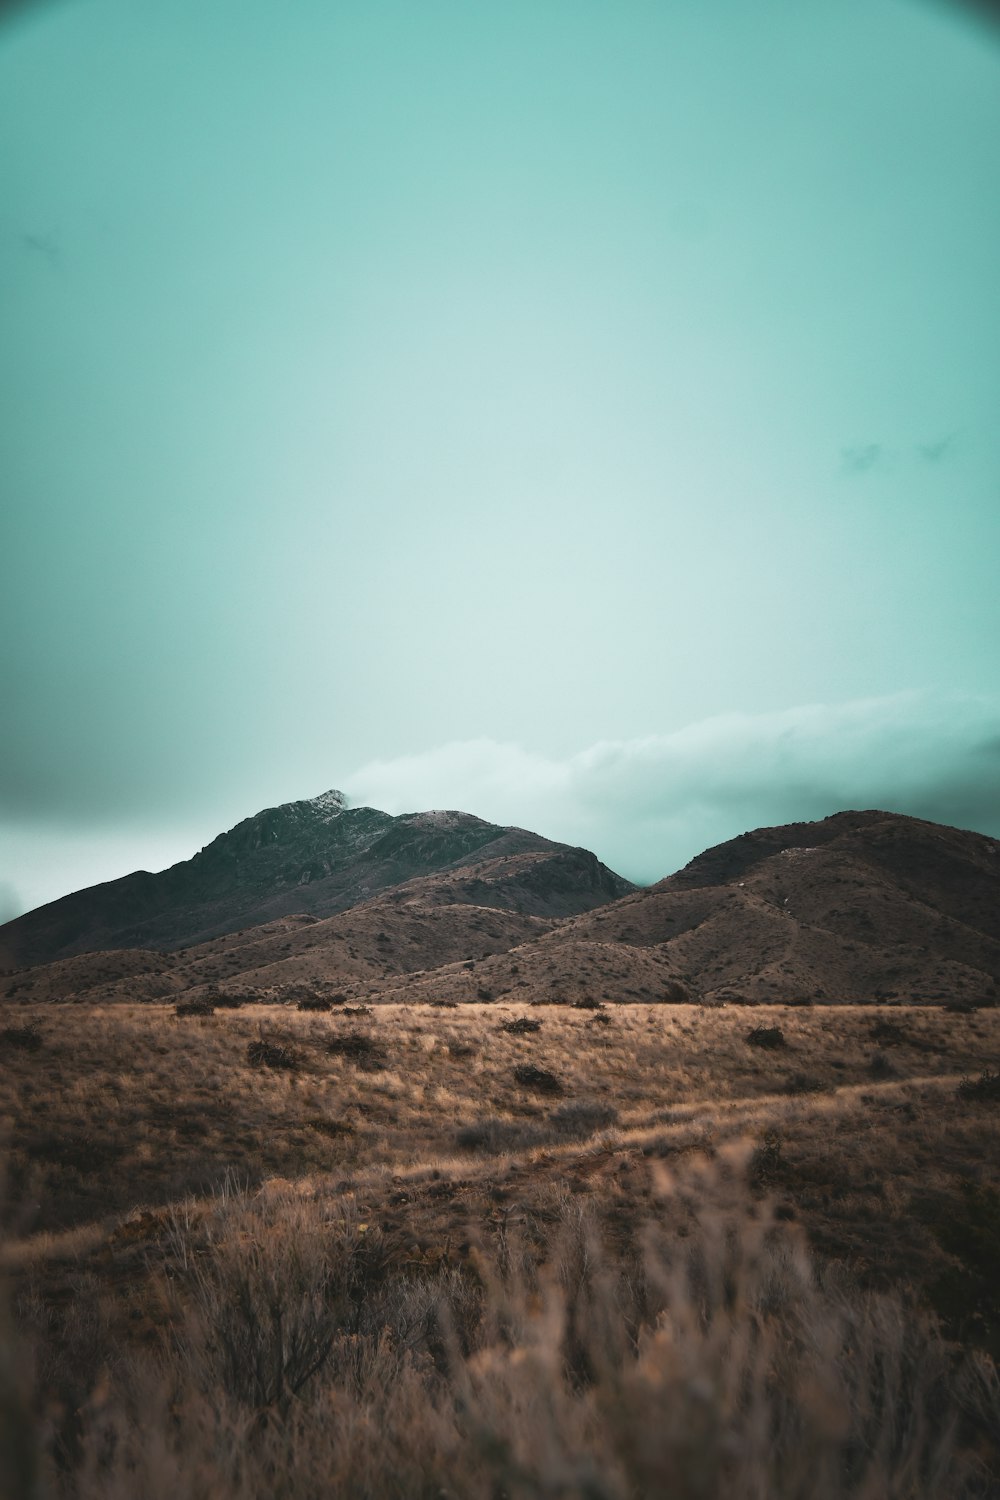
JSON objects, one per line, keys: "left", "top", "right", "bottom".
{"left": 840, "top": 443, "right": 884, "bottom": 476}
{"left": 917, "top": 433, "right": 957, "bottom": 464}
{"left": 343, "top": 692, "right": 1000, "bottom": 884}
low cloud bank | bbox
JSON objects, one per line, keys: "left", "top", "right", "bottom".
{"left": 343, "top": 693, "right": 1000, "bottom": 885}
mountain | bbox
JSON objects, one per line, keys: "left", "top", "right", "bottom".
{"left": 332, "top": 809, "right": 1000, "bottom": 1010}
{"left": 529, "top": 809, "right": 1000, "bottom": 1006}
{"left": 0, "top": 791, "right": 634, "bottom": 969}
{"left": 3, "top": 805, "right": 997, "bottom": 1009}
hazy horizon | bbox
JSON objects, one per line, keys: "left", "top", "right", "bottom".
{"left": 2, "top": 0, "right": 999, "bottom": 920}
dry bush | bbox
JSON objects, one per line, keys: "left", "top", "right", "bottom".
{"left": 325, "top": 1032, "right": 387, "bottom": 1069}
{"left": 500, "top": 1017, "right": 542, "bottom": 1035}
{"left": 11, "top": 1159, "right": 994, "bottom": 1499}
{"left": 296, "top": 996, "right": 332, "bottom": 1012}
{"left": 513, "top": 1063, "right": 562, "bottom": 1095}
{"left": 0, "top": 1024, "right": 41, "bottom": 1052}
{"left": 175, "top": 999, "right": 214, "bottom": 1018}
{"left": 747, "top": 1024, "right": 787, "bottom": 1049}
{"left": 456, "top": 1117, "right": 547, "bottom": 1154}
{"left": 958, "top": 1070, "right": 1000, "bottom": 1104}
{"left": 246, "top": 1036, "right": 298, "bottom": 1070}
{"left": 548, "top": 1101, "right": 618, "bottom": 1138}
{"left": 870, "top": 1018, "right": 909, "bottom": 1046}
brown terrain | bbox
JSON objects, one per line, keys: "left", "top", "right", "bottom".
{"left": 2, "top": 802, "right": 997, "bottom": 1010}
{"left": 2, "top": 800, "right": 999, "bottom": 1498}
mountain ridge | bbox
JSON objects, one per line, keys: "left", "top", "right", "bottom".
{"left": 0, "top": 790, "right": 634, "bottom": 968}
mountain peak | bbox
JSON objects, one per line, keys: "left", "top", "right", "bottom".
{"left": 305, "top": 788, "right": 347, "bottom": 819}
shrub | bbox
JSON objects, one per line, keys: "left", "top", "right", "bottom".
{"left": 0, "top": 1023, "right": 41, "bottom": 1051}
{"left": 297, "top": 996, "right": 332, "bottom": 1012}
{"left": 957, "top": 1068, "right": 1000, "bottom": 1103}
{"left": 513, "top": 1063, "right": 562, "bottom": 1094}
{"left": 869, "top": 1018, "right": 908, "bottom": 1045}
{"left": 176, "top": 999, "right": 215, "bottom": 1017}
{"left": 746, "top": 1024, "right": 786, "bottom": 1049}
{"left": 305, "top": 1118, "right": 355, "bottom": 1138}
{"left": 246, "top": 1036, "right": 298, "bottom": 1070}
{"left": 456, "top": 1117, "right": 545, "bottom": 1153}
{"left": 750, "top": 1127, "right": 783, "bottom": 1183}
{"left": 325, "top": 1032, "right": 386, "bottom": 1069}
{"left": 571, "top": 996, "right": 603, "bottom": 1011}
{"left": 499, "top": 1017, "right": 542, "bottom": 1035}
{"left": 869, "top": 1050, "right": 897, "bottom": 1079}
{"left": 548, "top": 1100, "right": 617, "bottom": 1137}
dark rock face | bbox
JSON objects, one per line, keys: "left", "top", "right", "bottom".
{"left": 0, "top": 792, "right": 635, "bottom": 967}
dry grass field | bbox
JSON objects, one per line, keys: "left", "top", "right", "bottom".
{"left": 2, "top": 997, "right": 999, "bottom": 1497}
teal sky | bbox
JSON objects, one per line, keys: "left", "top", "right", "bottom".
{"left": 2, "top": 0, "right": 999, "bottom": 918}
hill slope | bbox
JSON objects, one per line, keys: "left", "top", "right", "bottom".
{"left": 0, "top": 790, "right": 634, "bottom": 968}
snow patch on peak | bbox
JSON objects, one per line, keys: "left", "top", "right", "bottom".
{"left": 307, "top": 789, "right": 348, "bottom": 819}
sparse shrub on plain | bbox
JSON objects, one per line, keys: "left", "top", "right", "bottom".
{"left": 499, "top": 1017, "right": 542, "bottom": 1035}
{"left": 869, "top": 1050, "right": 897, "bottom": 1079}
{"left": 957, "top": 1068, "right": 1000, "bottom": 1103}
{"left": 513, "top": 1062, "right": 562, "bottom": 1094}
{"left": 176, "top": 999, "right": 215, "bottom": 1017}
{"left": 746, "top": 1024, "right": 786, "bottom": 1049}
{"left": 456, "top": 1117, "right": 545, "bottom": 1153}
{"left": 548, "top": 1099, "right": 618, "bottom": 1137}
{"left": 325, "top": 1032, "right": 387, "bottom": 1069}
{"left": 751, "top": 1127, "right": 784, "bottom": 1183}
{"left": 246, "top": 1035, "right": 298, "bottom": 1070}
{"left": 0, "top": 1022, "right": 42, "bottom": 1051}
{"left": 342, "top": 1004, "right": 372, "bottom": 1017}
{"left": 304, "top": 1117, "right": 355, "bottom": 1138}
{"left": 869, "top": 1017, "right": 909, "bottom": 1046}
{"left": 297, "top": 996, "right": 332, "bottom": 1012}
{"left": 783, "top": 1072, "right": 822, "bottom": 1095}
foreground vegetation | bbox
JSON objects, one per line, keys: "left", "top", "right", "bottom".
{"left": 2, "top": 999, "right": 999, "bottom": 1496}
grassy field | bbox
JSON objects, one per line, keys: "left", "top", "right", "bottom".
{"left": 2, "top": 998, "right": 999, "bottom": 1497}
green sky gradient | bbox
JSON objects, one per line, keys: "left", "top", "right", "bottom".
{"left": 1, "top": 0, "right": 998, "bottom": 915}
